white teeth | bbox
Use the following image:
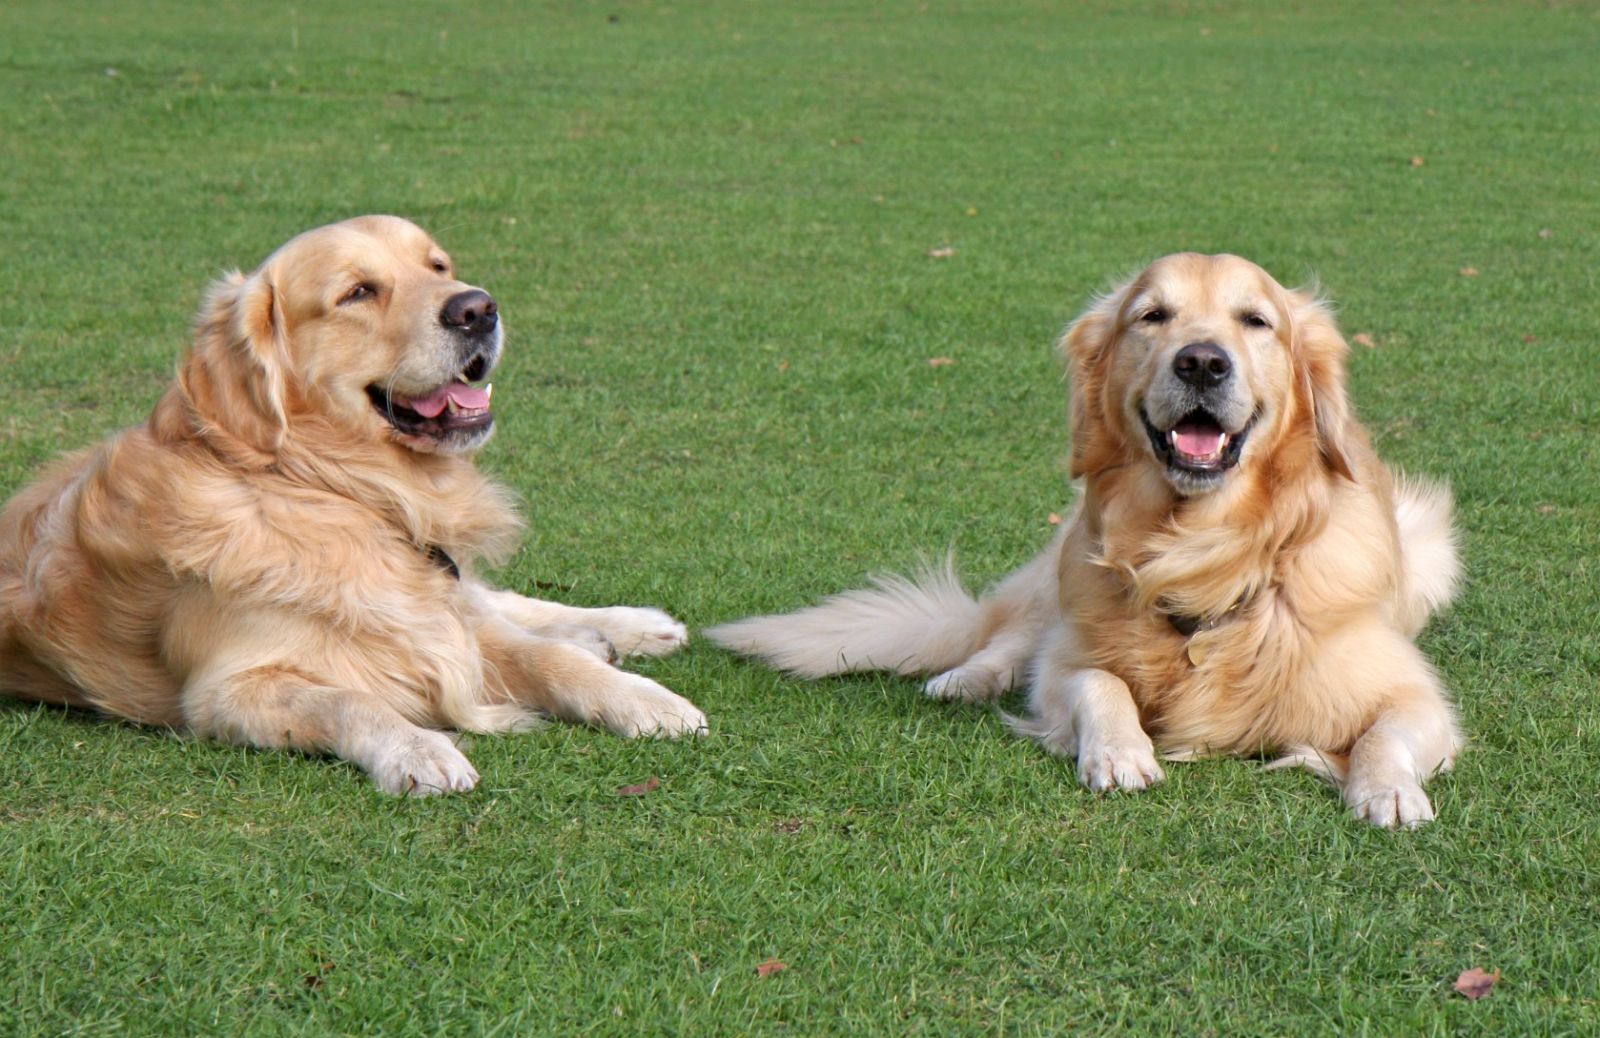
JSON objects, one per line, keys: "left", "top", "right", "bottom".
{"left": 485, "top": 383, "right": 493, "bottom": 400}
{"left": 446, "top": 398, "right": 459, "bottom": 414}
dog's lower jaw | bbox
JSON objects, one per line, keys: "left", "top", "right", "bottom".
{"left": 1138, "top": 407, "right": 1255, "bottom": 496}
{"left": 395, "top": 427, "right": 494, "bottom": 455}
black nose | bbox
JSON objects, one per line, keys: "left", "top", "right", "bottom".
{"left": 1173, "top": 341, "right": 1233, "bottom": 389}
{"left": 440, "top": 289, "right": 498, "bottom": 337}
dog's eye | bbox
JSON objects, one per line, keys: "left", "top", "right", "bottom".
{"left": 340, "top": 283, "right": 377, "bottom": 306}
{"left": 1140, "top": 307, "right": 1171, "bottom": 324}
{"left": 431, "top": 260, "right": 449, "bottom": 274}
{"left": 1240, "top": 311, "right": 1272, "bottom": 330}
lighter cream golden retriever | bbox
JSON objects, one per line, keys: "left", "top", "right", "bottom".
{"left": 711, "top": 253, "right": 1462, "bottom": 828}
{"left": 0, "top": 215, "right": 705, "bottom": 794}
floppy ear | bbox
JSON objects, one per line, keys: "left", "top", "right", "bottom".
{"left": 1060, "top": 282, "right": 1128, "bottom": 480}
{"left": 179, "top": 268, "right": 290, "bottom": 455}
{"left": 1288, "top": 290, "right": 1357, "bottom": 481}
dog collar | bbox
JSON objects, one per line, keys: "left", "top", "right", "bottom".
{"left": 1164, "top": 595, "right": 1248, "bottom": 666}
{"left": 425, "top": 544, "right": 461, "bottom": 580}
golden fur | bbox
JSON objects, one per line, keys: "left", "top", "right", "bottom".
{"left": 0, "top": 216, "right": 705, "bottom": 794}
{"left": 710, "top": 253, "right": 1462, "bottom": 828}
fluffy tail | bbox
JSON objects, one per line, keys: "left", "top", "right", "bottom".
{"left": 1392, "top": 473, "right": 1461, "bottom": 635}
{"left": 705, "top": 560, "right": 985, "bottom": 679}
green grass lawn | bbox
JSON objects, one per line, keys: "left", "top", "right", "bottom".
{"left": 3, "top": 0, "right": 1598, "bottom": 1033}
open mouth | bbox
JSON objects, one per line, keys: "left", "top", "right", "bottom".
{"left": 1141, "top": 407, "right": 1253, "bottom": 476}
{"left": 367, "top": 353, "right": 494, "bottom": 444}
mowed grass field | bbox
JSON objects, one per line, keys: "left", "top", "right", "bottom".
{"left": 3, "top": 1, "right": 1598, "bottom": 1033}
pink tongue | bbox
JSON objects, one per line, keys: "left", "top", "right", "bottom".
{"left": 1174, "top": 422, "right": 1224, "bottom": 457}
{"left": 397, "top": 382, "right": 491, "bottom": 419}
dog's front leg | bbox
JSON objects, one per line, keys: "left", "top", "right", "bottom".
{"left": 467, "top": 584, "right": 689, "bottom": 658}
{"left": 1343, "top": 683, "right": 1461, "bottom": 829}
{"left": 479, "top": 616, "right": 706, "bottom": 738}
{"left": 1015, "top": 625, "right": 1164, "bottom": 792}
{"left": 182, "top": 666, "right": 479, "bottom": 796}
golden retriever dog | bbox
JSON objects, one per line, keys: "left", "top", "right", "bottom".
{"left": 710, "top": 253, "right": 1462, "bottom": 828}
{"left": 0, "top": 215, "right": 706, "bottom": 794}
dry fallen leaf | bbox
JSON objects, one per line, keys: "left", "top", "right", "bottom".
{"left": 1047, "top": 512, "right": 1063, "bottom": 525}
{"left": 773, "top": 818, "right": 804, "bottom": 834}
{"left": 755, "top": 958, "right": 789, "bottom": 978}
{"left": 1410, "top": 155, "right": 1425, "bottom": 167}
{"left": 1454, "top": 966, "right": 1500, "bottom": 1000}
{"left": 927, "top": 246, "right": 956, "bottom": 259}
{"left": 1537, "top": 228, "right": 1553, "bottom": 240}
{"left": 927, "top": 356, "right": 955, "bottom": 367}
{"left": 965, "top": 206, "right": 978, "bottom": 217}
{"left": 777, "top": 359, "right": 790, "bottom": 373}
{"left": 1537, "top": 503, "right": 1557, "bottom": 515}
{"left": 1459, "top": 267, "right": 1480, "bottom": 277}
{"left": 617, "top": 776, "right": 660, "bottom": 796}
{"left": 1521, "top": 334, "right": 1537, "bottom": 344}
{"left": 1353, "top": 332, "right": 1376, "bottom": 349}
{"left": 303, "top": 961, "right": 336, "bottom": 991}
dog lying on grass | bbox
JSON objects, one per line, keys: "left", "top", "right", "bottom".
{"left": 712, "top": 253, "right": 1462, "bottom": 828}
{"left": 0, "top": 216, "right": 705, "bottom": 794}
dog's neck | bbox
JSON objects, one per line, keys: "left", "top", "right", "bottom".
{"left": 1085, "top": 461, "right": 1329, "bottom": 623}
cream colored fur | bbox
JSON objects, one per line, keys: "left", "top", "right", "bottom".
{"left": 711, "top": 254, "right": 1463, "bottom": 828}
{"left": 0, "top": 216, "right": 705, "bottom": 795}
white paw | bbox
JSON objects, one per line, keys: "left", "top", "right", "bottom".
{"left": 601, "top": 607, "right": 690, "bottom": 658}
{"left": 369, "top": 729, "right": 479, "bottom": 796}
{"left": 1076, "top": 736, "right": 1165, "bottom": 793}
{"left": 1346, "top": 778, "right": 1434, "bottom": 829}
{"left": 602, "top": 674, "right": 708, "bottom": 739}
{"left": 924, "top": 665, "right": 1001, "bottom": 703}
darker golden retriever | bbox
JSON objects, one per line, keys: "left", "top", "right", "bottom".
{"left": 711, "top": 253, "right": 1461, "bottom": 828}
{"left": 0, "top": 216, "right": 705, "bottom": 794}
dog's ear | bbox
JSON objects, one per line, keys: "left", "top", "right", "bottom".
{"left": 1059, "top": 280, "right": 1130, "bottom": 480}
{"left": 1287, "top": 289, "right": 1357, "bottom": 482}
{"left": 180, "top": 267, "right": 290, "bottom": 455}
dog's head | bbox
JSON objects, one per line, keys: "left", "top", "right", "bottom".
{"left": 184, "top": 215, "right": 502, "bottom": 457}
{"left": 1062, "top": 252, "right": 1355, "bottom": 496}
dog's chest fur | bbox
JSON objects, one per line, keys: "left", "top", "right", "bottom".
{"left": 1066, "top": 474, "right": 1396, "bottom": 756}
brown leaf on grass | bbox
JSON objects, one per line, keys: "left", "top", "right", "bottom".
{"left": 1454, "top": 966, "right": 1500, "bottom": 1000}
{"left": 777, "top": 359, "right": 790, "bottom": 373}
{"left": 1047, "top": 512, "right": 1063, "bottom": 525}
{"left": 927, "top": 356, "right": 955, "bottom": 367}
{"left": 773, "top": 818, "right": 804, "bottom": 834}
{"left": 1521, "top": 334, "right": 1537, "bottom": 344}
{"left": 1459, "top": 267, "right": 1480, "bottom": 277}
{"left": 755, "top": 958, "right": 789, "bottom": 977}
{"left": 1409, "top": 155, "right": 1425, "bottom": 167}
{"left": 927, "top": 246, "right": 956, "bottom": 259}
{"left": 303, "top": 961, "right": 336, "bottom": 991}
{"left": 1352, "top": 332, "right": 1376, "bottom": 349}
{"left": 617, "top": 776, "right": 660, "bottom": 796}
{"left": 1538, "top": 228, "right": 1553, "bottom": 240}
{"left": 1537, "top": 503, "right": 1557, "bottom": 515}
